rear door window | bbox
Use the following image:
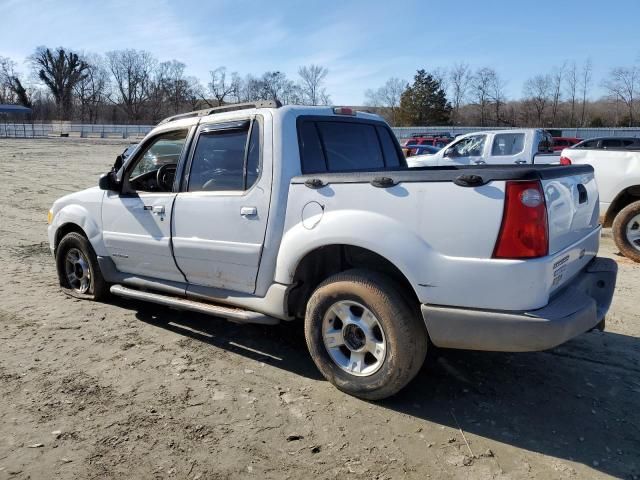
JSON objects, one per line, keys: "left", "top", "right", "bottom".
{"left": 491, "top": 133, "right": 525, "bottom": 156}
{"left": 602, "top": 139, "right": 622, "bottom": 149}
{"left": 298, "top": 119, "right": 402, "bottom": 173}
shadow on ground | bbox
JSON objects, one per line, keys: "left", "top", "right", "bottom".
{"left": 122, "top": 299, "right": 640, "bottom": 479}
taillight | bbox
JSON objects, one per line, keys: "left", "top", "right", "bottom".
{"left": 493, "top": 180, "right": 548, "bottom": 259}
{"left": 559, "top": 156, "right": 572, "bottom": 165}
{"left": 333, "top": 107, "right": 356, "bottom": 116}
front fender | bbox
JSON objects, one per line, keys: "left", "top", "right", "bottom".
{"left": 274, "top": 209, "right": 432, "bottom": 302}
{"left": 50, "top": 203, "right": 106, "bottom": 256}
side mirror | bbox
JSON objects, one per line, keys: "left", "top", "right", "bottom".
{"left": 113, "top": 154, "right": 124, "bottom": 172}
{"left": 444, "top": 147, "right": 453, "bottom": 157}
{"left": 99, "top": 172, "right": 119, "bottom": 191}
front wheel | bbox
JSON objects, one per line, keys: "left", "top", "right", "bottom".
{"left": 56, "top": 232, "right": 109, "bottom": 300}
{"left": 612, "top": 200, "right": 640, "bottom": 263}
{"left": 304, "top": 269, "right": 428, "bottom": 400}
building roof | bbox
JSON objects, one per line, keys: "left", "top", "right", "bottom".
{"left": 0, "top": 104, "right": 32, "bottom": 114}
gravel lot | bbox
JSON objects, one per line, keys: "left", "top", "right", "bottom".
{"left": 1, "top": 138, "right": 639, "bottom": 480}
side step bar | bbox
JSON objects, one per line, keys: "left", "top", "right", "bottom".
{"left": 110, "top": 285, "right": 279, "bottom": 325}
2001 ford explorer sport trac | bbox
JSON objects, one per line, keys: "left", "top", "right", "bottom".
{"left": 47, "top": 101, "right": 618, "bottom": 400}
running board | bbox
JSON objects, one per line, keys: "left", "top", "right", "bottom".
{"left": 110, "top": 285, "right": 279, "bottom": 325}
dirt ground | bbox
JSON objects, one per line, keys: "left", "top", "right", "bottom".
{"left": 0, "top": 138, "right": 639, "bottom": 480}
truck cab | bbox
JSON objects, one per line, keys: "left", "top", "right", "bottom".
{"left": 407, "top": 128, "right": 555, "bottom": 167}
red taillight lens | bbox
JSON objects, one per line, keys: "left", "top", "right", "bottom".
{"left": 333, "top": 107, "right": 356, "bottom": 116}
{"left": 493, "top": 180, "right": 548, "bottom": 259}
{"left": 559, "top": 156, "right": 572, "bottom": 165}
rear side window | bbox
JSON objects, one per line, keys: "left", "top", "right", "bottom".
{"left": 298, "top": 119, "right": 402, "bottom": 173}
{"left": 577, "top": 139, "right": 598, "bottom": 149}
{"left": 491, "top": 133, "right": 525, "bottom": 156}
{"left": 602, "top": 139, "right": 622, "bottom": 149}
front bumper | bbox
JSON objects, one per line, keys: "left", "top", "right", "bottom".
{"left": 421, "top": 257, "right": 617, "bottom": 352}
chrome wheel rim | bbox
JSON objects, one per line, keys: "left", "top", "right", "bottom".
{"left": 64, "top": 248, "right": 92, "bottom": 294}
{"left": 626, "top": 214, "right": 640, "bottom": 252}
{"left": 322, "top": 300, "right": 387, "bottom": 377}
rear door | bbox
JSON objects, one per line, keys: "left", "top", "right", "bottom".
{"left": 171, "top": 116, "right": 271, "bottom": 294}
{"left": 486, "top": 132, "right": 528, "bottom": 164}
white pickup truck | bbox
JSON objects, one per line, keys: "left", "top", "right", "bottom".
{"left": 559, "top": 140, "right": 640, "bottom": 262}
{"left": 407, "top": 128, "right": 557, "bottom": 167}
{"left": 47, "top": 103, "right": 617, "bottom": 400}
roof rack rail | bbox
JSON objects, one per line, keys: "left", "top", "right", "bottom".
{"left": 158, "top": 100, "right": 282, "bottom": 125}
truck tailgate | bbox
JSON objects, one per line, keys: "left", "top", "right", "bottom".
{"left": 543, "top": 170, "right": 599, "bottom": 254}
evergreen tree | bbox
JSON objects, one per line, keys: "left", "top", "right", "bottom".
{"left": 398, "top": 69, "right": 451, "bottom": 125}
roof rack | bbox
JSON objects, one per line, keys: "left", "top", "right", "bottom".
{"left": 158, "top": 100, "right": 282, "bottom": 125}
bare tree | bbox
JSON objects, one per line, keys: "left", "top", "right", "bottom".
{"left": 184, "top": 76, "right": 204, "bottom": 111}
{"left": 364, "top": 77, "right": 406, "bottom": 125}
{"left": 106, "top": 49, "right": 156, "bottom": 122}
{"left": 471, "top": 67, "right": 495, "bottom": 126}
{"left": 298, "top": 64, "right": 329, "bottom": 105}
{"left": 0, "top": 56, "right": 28, "bottom": 106}
{"left": 238, "top": 74, "right": 264, "bottom": 102}
{"left": 580, "top": 59, "right": 593, "bottom": 126}
{"left": 603, "top": 65, "right": 639, "bottom": 126}
{"left": 550, "top": 62, "right": 566, "bottom": 125}
{"left": 74, "top": 54, "right": 109, "bottom": 123}
{"left": 489, "top": 70, "right": 506, "bottom": 125}
{"left": 523, "top": 74, "right": 552, "bottom": 125}
{"left": 30, "top": 47, "right": 88, "bottom": 120}
{"left": 449, "top": 63, "right": 471, "bottom": 124}
{"left": 565, "top": 61, "right": 578, "bottom": 127}
{"left": 206, "top": 67, "right": 240, "bottom": 106}
{"left": 260, "top": 71, "right": 300, "bottom": 104}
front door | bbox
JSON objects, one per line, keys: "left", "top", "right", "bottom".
{"left": 172, "top": 116, "right": 271, "bottom": 294}
{"left": 102, "top": 129, "right": 189, "bottom": 282}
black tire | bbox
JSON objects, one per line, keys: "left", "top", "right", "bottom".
{"left": 56, "top": 232, "right": 109, "bottom": 301}
{"left": 304, "top": 269, "right": 428, "bottom": 400}
{"left": 612, "top": 200, "right": 640, "bottom": 263}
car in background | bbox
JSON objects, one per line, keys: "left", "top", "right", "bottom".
{"left": 400, "top": 134, "right": 453, "bottom": 150}
{"left": 402, "top": 144, "right": 441, "bottom": 157}
{"left": 559, "top": 143, "right": 640, "bottom": 262}
{"left": 407, "top": 128, "right": 555, "bottom": 167}
{"left": 573, "top": 137, "right": 640, "bottom": 150}
{"left": 552, "top": 137, "right": 581, "bottom": 152}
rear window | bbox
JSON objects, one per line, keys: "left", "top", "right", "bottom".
{"left": 298, "top": 119, "right": 403, "bottom": 173}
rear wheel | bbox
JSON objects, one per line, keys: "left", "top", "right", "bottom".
{"left": 56, "top": 232, "right": 109, "bottom": 300}
{"left": 304, "top": 269, "right": 428, "bottom": 400}
{"left": 612, "top": 200, "right": 640, "bottom": 263}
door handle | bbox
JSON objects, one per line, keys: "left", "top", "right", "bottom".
{"left": 240, "top": 206, "right": 257, "bottom": 217}
{"left": 144, "top": 205, "right": 165, "bottom": 215}
{"left": 515, "top": 160, "right": 528, "bottom": 165}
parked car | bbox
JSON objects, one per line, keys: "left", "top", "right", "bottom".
{"left": 407, "top": 129, "right": 555, "bottom": 167}
{"left": 401, "top": 136, "right": 452, "bottom": 149}
{"left": 572, "top": 137, "right": 640, "bottom": 150}
{"left": 559, "top": 144, "right": 640, "bottom": 262}
{"left": 47, "top": 102, "right": 617, "bottom": 400}
{"left": 552, "top": 137, "right": 581, "bottom": 152}
{"left": 402, "top": 144, "right": 440, "bottom": 157}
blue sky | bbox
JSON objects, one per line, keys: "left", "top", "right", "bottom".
{"left": 0, "top": 0, "right": 638, "bottom": 104}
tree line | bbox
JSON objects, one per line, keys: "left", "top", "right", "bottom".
{"left": 1, "top": 46, "right": 639, "bottom": 127}
{"left": 0, "top": 47, "right": 330, "bottom": 124}
{"left": 367, "top": 60, "right": 640, "bottom": 128}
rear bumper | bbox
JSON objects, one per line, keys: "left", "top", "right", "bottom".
{"left": 422, "top": 257, "right": 617, "bottom": 352}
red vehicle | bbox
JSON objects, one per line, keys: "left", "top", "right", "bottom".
{"left": 552, "top": 137, "right": 582, "bottom": 152}
{"left": 400, "top": 135, "right": 452, "bottom": 153}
